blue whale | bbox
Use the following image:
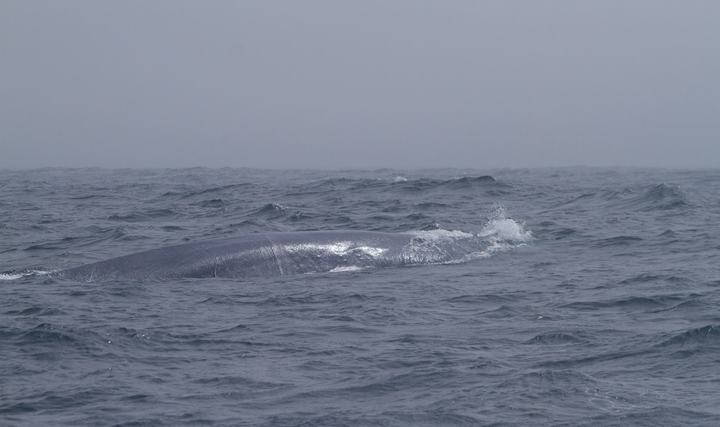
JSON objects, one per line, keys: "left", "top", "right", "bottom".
{"left": 51, "top": 230, "right": 477, "bottom": 282}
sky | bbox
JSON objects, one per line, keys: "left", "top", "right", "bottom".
{"left": 1, "top": 1, "right": 719, "bottom": 170}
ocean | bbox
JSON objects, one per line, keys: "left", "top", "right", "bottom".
{"left": 1, "top": 167, "right": 719, "bottom": 426}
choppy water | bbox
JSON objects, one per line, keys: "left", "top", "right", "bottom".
{"left": 1, "top": 167, "right": 719, "bottom": 426}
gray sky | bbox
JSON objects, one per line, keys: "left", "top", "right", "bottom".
{"left": 2, "top": 1, "right": 719, "bottom": 170}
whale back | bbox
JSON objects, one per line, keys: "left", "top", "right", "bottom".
{"left": 51, "top": 231, "right": 471, "bottom": 282}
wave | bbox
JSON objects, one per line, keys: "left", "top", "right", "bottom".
{"left": 302, "top": 175, "right": 508, "bottom": 196}
{"left": 640, "top": 184, "right": 688, "bottom": 210}
{"left": 249, "top": 203, "right": 287, "bottom": 217}
{"left": 658, "top": 325, "right": 720, "bottom": 348}
{"left": 107, "top": 209, "right": 176, "bottom": 222}
{"left": 593, "top": 235, "right": 644, "bottom": 247}
{"left": 174, "top": 182, "right": 256, "bottom": 200}
{"left": 554, "top": 183, "right": 689, "bottom": 214}
{"left": 438, "top": 175, "right": 503, "bottom": 190}
{"left": 561, "top": 296, "right": 669, "bottom": 311}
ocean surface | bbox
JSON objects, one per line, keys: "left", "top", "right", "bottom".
{"left": 1, "top": 167, "right": 719, "bottom": 426}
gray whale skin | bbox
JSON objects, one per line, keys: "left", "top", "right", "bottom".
{"left": 52, "top": 231, "right": 474, "bottom": 282}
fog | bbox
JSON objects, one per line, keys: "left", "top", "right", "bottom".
{"left": 2, "top": 1, "right": 719, "bottom": 170}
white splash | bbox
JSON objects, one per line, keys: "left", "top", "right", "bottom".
{"left": 283, "top": 243, "right": 387, "bottom": 258}
{"left": 476, "top": 204, "right": 533, "bottom": 257}
{"left": 329, "top": 266, "right": 363, "bottom": 273}
{"left": 0, "top": 270, "right": 50, "bottom": 280}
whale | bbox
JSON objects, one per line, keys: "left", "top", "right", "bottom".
{"left": 50, "top": 230, "right": 477, "bottom": 282}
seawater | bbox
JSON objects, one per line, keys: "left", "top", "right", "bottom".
{"left": 1, "top": 167, "right": 719, "bottom": 426}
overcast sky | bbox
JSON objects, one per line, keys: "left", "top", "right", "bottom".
{"left": 1, "top": 1, "right": 719, "bottom": 170}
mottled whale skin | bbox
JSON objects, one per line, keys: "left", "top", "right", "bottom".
{"left": 51, "top": 231, "right": 474, "bottom": 282}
